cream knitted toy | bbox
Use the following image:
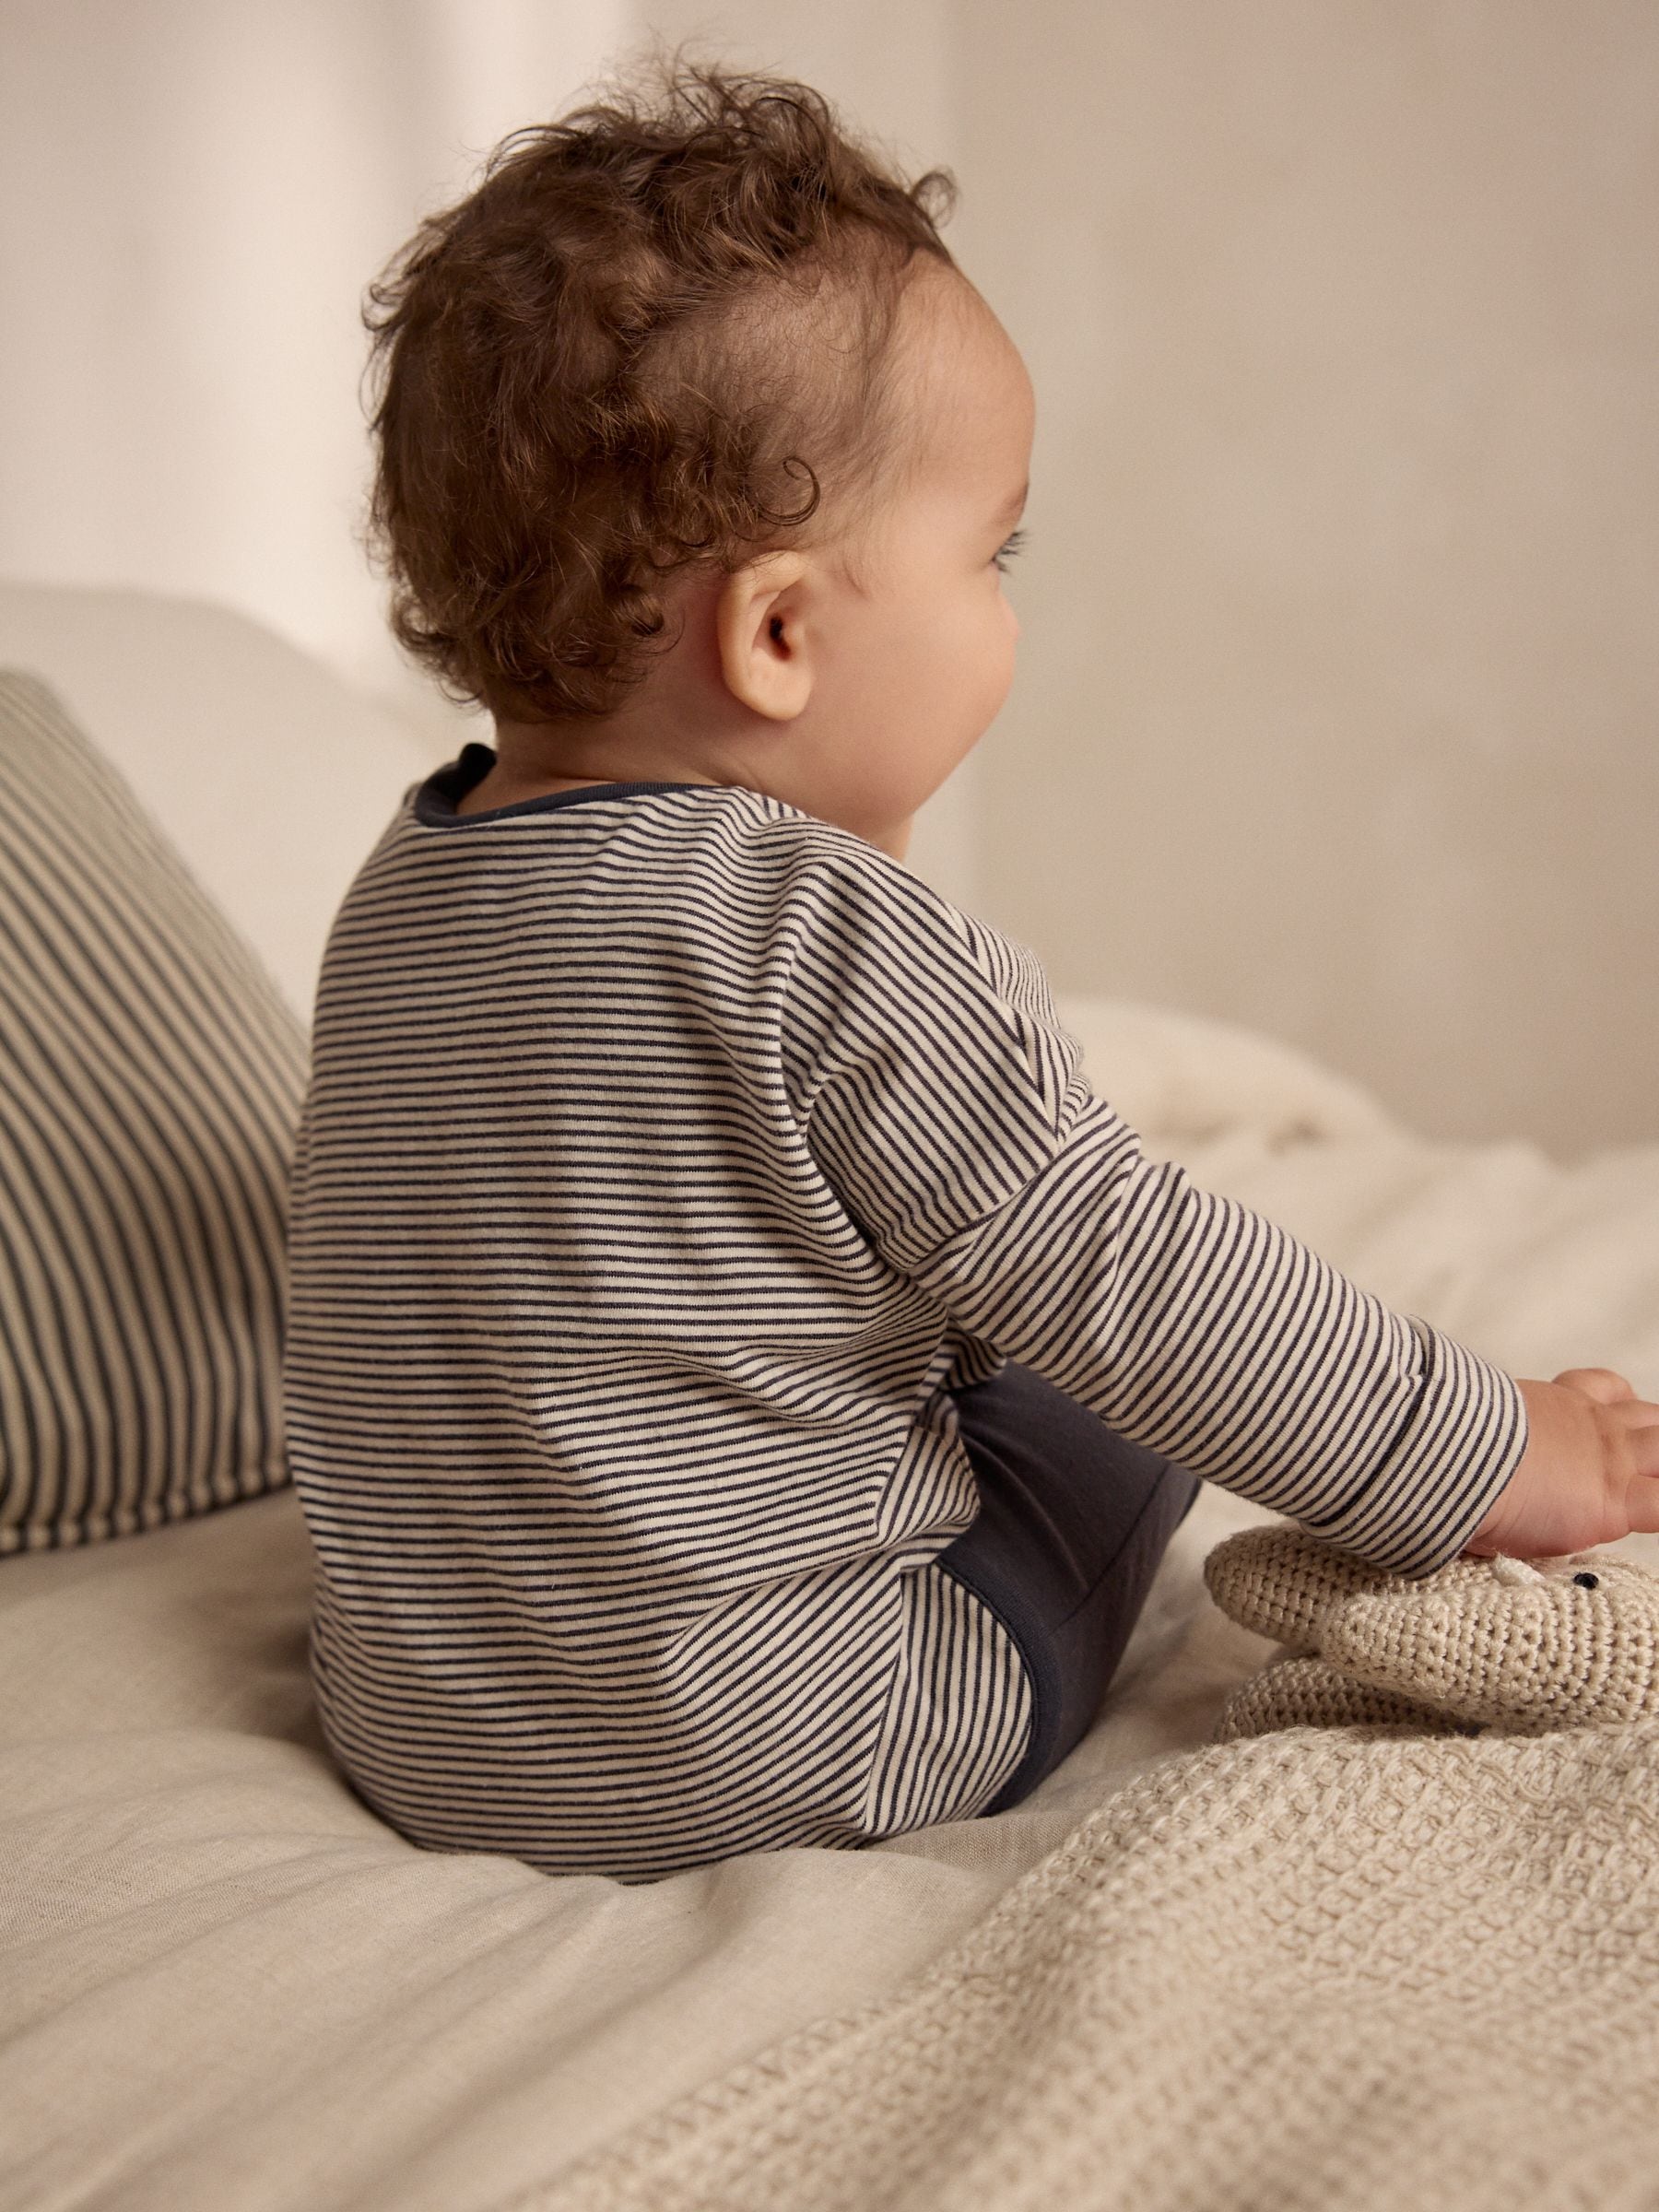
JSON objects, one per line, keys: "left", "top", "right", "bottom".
{"left": 1203, "top": 1524, "right": 1659, "bottom": 1741}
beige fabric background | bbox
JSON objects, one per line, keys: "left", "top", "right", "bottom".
{"left": 2, "top": 0, "right": 1653, "bottom": 1153}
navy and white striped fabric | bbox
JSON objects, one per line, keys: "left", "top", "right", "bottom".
{"left": 284, "top": 741, "right": 1526, "bottom": 1882}
{"left": 0, "top": 670, "right": 305, "bottom": 1553}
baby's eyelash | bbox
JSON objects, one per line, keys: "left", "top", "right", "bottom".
{"left": 993, "top": 528, "right": 1028, "bottom": 573}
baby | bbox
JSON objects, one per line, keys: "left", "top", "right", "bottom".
{"left": 282, "top": 58, "right": 1659, "bottom": 1886}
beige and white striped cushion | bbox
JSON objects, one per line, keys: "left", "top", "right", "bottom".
{"left": 0, "top": 669, "right": 306, "bottom": 1551}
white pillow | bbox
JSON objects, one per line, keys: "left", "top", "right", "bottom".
{"left": 0, "top": 582, "right": 442, "bottom": 1023}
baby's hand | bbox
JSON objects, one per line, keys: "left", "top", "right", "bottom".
{"left": 1462, "top": 1369, "right": 1659, "bottom": 1559}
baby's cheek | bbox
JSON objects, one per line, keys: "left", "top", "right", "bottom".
{"left": 973, "top": 616, "right": 1018, "bottom": 727}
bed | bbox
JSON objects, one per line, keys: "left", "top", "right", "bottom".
{"left": 4, "top": 581, "right": 1657, "bottom": 2212}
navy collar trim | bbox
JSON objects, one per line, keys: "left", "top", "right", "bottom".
{"left": 414, "top": 742, "right": 717, "bottom": 828}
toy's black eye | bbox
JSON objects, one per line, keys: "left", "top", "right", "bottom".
{"left": 1573, "top": 1571, "right": 1600, "bottom": 1589}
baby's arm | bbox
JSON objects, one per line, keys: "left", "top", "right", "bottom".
{"left": 888, "top": 1101, "right": 1524, "bottom": 1578}
{"left": 1462, "top": 1368, "right": 1659, "bottom": 1558}
{"left": 786, "top": 848, "right": 1635, "bottom": 1577}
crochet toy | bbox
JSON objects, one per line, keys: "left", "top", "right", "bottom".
{"left": 1202, "top": 1524, "right": 1659, "bottom": 1741}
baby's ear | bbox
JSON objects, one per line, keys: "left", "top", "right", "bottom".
{"left": 1203, "top": 1524, "right": 1395, "bottom": 1651}
{"left": 713, "top": 552, "right": 814, "bottom": 722}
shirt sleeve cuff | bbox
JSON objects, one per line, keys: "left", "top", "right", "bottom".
{"left": 1293, "top": 1317, "right": 1529, "bottom": 1580}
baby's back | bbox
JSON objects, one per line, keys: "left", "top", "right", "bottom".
{"left": 283, "top": 757, "right": 1034, "bottom": 1882}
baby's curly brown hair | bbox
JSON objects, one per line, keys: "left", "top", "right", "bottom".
{"left": 363, "top": 53, "right": 960, "bottom": 724}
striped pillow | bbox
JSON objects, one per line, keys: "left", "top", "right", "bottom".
{"left": 0, "top": 670, "right": 306, "bottom": 1552}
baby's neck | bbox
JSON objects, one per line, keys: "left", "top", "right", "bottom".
{"left": 496, "top": 714, "right": 720, "bottom": 786}
{"left": 473, "top": 715, "right": 913, "bottom": 865}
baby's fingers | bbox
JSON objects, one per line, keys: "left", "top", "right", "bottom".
{"left": 1606, "top": 1396, "right": 1659, "bottom": 1535}
{"left": 1615, "top": 1395, "right": 1659, "bottom": 1470}
{"left": 1555, "top": 1366, "right": 1637, "bottom": 1403}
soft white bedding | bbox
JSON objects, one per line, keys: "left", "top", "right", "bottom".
{"left": 5, "top": 993, "right": 1657, "bottom": 2212}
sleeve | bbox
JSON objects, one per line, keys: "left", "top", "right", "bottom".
{"left": 782, "top": 844, "right": 1527, "bottom": 1580}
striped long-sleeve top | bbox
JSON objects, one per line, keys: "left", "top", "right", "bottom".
{"left": 282, "top": 743, "right": 1528, "bottom": 1883}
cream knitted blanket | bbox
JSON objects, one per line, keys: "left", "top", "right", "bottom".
{"left": 527, "top": 1723, "right": 1659, "bottom": 2212}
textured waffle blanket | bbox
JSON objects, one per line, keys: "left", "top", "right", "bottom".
{"left": 533, "top": 1722, "right": 1659, "bottom": 2212}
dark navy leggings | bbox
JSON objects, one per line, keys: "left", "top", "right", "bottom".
{"left": 934, "top": 1361, "right": 1205, "bottom": 1815}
